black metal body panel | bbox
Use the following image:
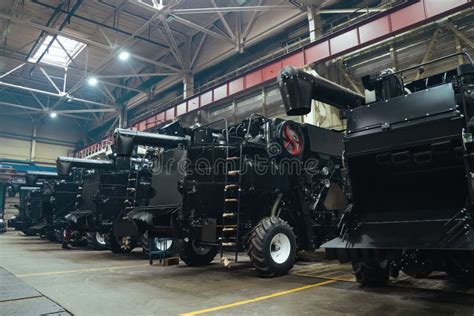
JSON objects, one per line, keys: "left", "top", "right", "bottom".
{"left": 303, "top": 124, "right": 343, "bottom": 157}
{"left": 347, "top": 83, "right": 457, "bottom": 134}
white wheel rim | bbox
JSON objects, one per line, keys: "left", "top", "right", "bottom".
{"left": 192, "top": 242, "right": 210, "bottom": 255}
{"left": 155, "top": 239, "right": 173, "bottom": 251}
{"left": 270, "top": 233, "right": 291, "bottom": 264}
{"left": 96, "top": 232, "right": 106, "bottom": 245}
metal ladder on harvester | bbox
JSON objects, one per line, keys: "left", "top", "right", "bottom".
{"left": 125, "top": 168, "right": 139, "bottom": 213}
{"left": 220, "top": 144, "right": 243, "bottom": 262}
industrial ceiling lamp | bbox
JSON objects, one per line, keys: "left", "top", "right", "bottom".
{"left": 50, "top": 111, "right": 57, "bottom": 118}
{"left": 87, "top": 76, "right": 98, "bottom": 86}
{"left": 118, "top": 50, "right": 130, "bottom": 61}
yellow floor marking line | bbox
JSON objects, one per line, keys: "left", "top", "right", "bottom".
{"left": 17, "top": 264, "right": 149, "bottom": 277}
{"left": 296, "top": 273, "right": 355, "bottom": 282}
{"left": 180, "top": 279, "right": 337, "bottom": 316}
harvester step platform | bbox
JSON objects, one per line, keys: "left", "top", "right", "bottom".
{"left": 224, "top": 184, "right": 240, "bottom": 190}
{"left": 223, "top": 227, "right": 237, "bottom": 232}
{"left": 222, "top": 242, "right": 237, "bottom": 247}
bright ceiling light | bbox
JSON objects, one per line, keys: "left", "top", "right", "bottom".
{"left": 88, "top": 77, "right": 98, "bottom": 86}
{"left": 50, "top": 111, "right": 57, "bottom": 118}
{"left": 118, "top": 50, "right": 130, "bottom": 61}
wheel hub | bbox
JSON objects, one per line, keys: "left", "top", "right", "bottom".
{"left": 96, "top": 232, "right": 106, "bottom": 245}
{"left": 270, "top": 233, "right": 291, "bottom": 264}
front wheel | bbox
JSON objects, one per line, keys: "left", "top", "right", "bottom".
{"left": 86, "top": 232, "right": 108, "bottom": 250}
{"left": 178, "top": 239, "right": 217, "bottom": 266}
{"left": 352, "top": 260, "right": 389, "bottom": 286}
{"left": 248, "top": 217, "right": 297, "bottom": 277}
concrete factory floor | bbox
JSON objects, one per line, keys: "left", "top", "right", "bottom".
{"left": 1, "top": 232, "right": 474, "bottom": 316}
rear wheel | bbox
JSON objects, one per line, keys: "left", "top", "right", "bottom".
{"left": 446, "top": 252, "right": 474, "bottom": 284}
{"left": 21, "top": 229, "right": 36, "bottom": 236}
{"left": 248, "top": 217, "right": 297, "bottom": 277}
{"left": 352, "top": 260, "right": 389, "bottom": 286}
{"left": 45, "top": 230, "right": 57, "bottom": 242}
{"left": 105, "top": 233, "right": 136, "bottom": 253}
{"left": 400, "top": 250, "right": 434, "bottom": 279}
{"left": 86, "top": 232, "right": 108, "bottom": 250}
{"left": 178, "top": 239, "right": 217, "bottom": 266}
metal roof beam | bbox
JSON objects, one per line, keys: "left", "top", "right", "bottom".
{"left": 210, "top": 0, "right": 235, "bottom": 41}
{"left": 0, "top": 81, "right": 114, "bottom": 108}
{"left": 171, "top": 6, "right": 295, "bottom": 14}
{"left": 170, "top": 14, "right": 234, "bottom": 43}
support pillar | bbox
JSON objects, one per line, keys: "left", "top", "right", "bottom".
{"left": 307, "top": 2, "right": 323, "bottom": 42}
{"left": 119, "top": 103, "right": 127, "bottom": 128}
{"left": 183, "top": 72, "right": 194, "bottom": 99}
{"left": 29, "top": 121, "right": 37, "bottom": 161}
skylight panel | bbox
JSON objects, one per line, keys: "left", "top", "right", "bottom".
{"left": 28, "top": 35, "right": 87, "bottom": 68}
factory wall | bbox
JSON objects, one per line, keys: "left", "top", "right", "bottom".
{"left": 0, "top": 115, "right": 81, "bottom": 164}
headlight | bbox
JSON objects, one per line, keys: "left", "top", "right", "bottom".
{"left": 0, "top": 219, "right": 4, "bottom": 223}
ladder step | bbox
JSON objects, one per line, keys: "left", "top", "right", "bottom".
{"left": 227, "top": 170, "right": 241, "bottom": 176}
{"left": 224, "top": 184, "right": 240, "bottom": 190}
{"left": 225, "top": 198, "right": 239, "bottom": 203}
{"left": 226, "top": 156, "right": 239, "bottom": 160}
{"left": 223, "top": 212, "right": 236, "bottom": 218}
{"left": 222, "top": 242, "right": 237, "bottom": 247}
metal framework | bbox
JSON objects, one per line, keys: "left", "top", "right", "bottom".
{"left": 0, "top": 0, "right": 308, "bottom": 129}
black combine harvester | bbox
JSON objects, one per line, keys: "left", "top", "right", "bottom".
{"left": 279, "top": 52, "right": 474, "bottom": 285}
{"left": 12, "top": 171, "right": 68, "bottom": 239}
{"left": 56, "top": 157, "right": 122, "bottom": 250}
{"left": 112, "top": 121, "right": 187, "bottom": 256}
{"left": 115, "top": 116, "right": 349, "bottom": 276}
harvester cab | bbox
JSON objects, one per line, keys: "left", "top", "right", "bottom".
{"left": 279, "top": 52, "right": 474, "bottom": 285}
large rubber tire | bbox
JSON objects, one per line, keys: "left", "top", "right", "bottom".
{"left": 105, "top": 233, "right": 136, "bottom": 254}
{"left": 248, "top": 217, "right": 297, "bottom": 277}
{"left": 55, "top": 229, "right": 64, "bottom": 243}
{"left": 178, "top": 239, "right": 217, "bottom": 266}
{"left": 352, "top": 260, "right": 390, "bottom": 286}
{"left": 21, "top": 229, "right": 36, "bottom": 236}
{"left": 45, "top": 230, "right": 57, "bottom": 242}
{"left": 446, "top": 252, "right": 474, "bottom": 285}
{"left": 400, "top": 250, "right": 434, "bottom": 279}
{"left": 86, "top": 232, "right": 108, "bottom": 250}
